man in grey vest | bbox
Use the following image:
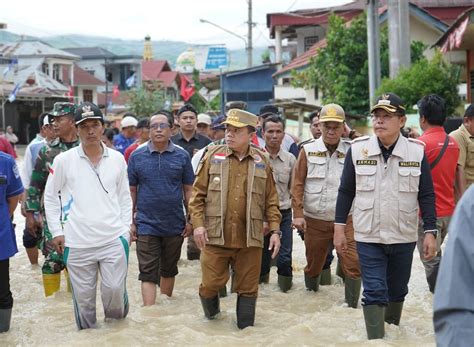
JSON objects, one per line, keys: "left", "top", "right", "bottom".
{"left": 292, "top": 104, "right": 361, "bottom": 307}
{"left": 334, "top": 93, "right": 437, "bottom": 340}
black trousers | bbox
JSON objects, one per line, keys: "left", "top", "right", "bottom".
{"left": 0, "top": 259, "right": 13, "bottom": 309}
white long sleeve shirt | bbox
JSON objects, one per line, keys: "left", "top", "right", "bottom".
{"left": 44, "top": 144, "right": 132, "bottom": 248}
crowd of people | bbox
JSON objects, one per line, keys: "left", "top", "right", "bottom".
{"left": 0, "top": 94, "right": 473, "bottom": 343}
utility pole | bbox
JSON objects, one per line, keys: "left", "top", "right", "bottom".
{"left": 388, "top": 0, "right": 410, "bottom": 78}
{"left": 367, "top": 0, "right": 381, "bottom": 106}
{"left": 247, "top": 0, "right": 253, "bottom": 68}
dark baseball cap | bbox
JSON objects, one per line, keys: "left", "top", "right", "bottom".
{"left": 137, "top": 118, "right": 150, "bottom": 129}
{"left": 371, "top": 93, "right": 406, "bottom": 115}
{"left": 211, "top": 115, "right": 226, "bottom": 130}
{"left": 225, "top": 101, "right": 247, "bottom": 112}
{"left": 259, "top": 104, "right": 279, "bottom": 118}
{"left": 74, "top": 102, "right": 104, "bottom": 125}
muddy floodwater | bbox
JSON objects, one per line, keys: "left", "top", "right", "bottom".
{"left": 2, "top": 154, "right": 436, "bottom": 346}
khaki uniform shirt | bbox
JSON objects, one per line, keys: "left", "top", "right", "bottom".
{"left": 189, "top": 144, "right": 281, "bottom": 248}
{"left": 450, "top": 124, "right": 474, "bottom": 186}
{"left": 267, "top": 148, "right": 295, "bottom": 210}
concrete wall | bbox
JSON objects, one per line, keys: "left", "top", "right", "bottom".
{"left": 295, "top": 26, "right": 326, "bottom": 56}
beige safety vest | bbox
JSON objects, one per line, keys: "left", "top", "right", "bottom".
{"left": 351, "top": 135, "right": 425, "bottom": 244}
{"left": 303, "top": 138, "right": 350, "bottom": 221}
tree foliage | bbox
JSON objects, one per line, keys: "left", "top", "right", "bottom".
{"left": 126, "top": 88, "right": 166, "bottom": 117}
{"left": 292, "top": 13, "right": 427, "bottom": 115}
{"left": 377, "top": 50, "right": 461, "bottom": 116}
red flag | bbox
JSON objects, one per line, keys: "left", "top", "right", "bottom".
{"left": 67, "top": 86, "right": 74, "bottom": 102}
{"left": 180, "top": 74, "right": 195, "bottom": 101}
{"left": 112, "top": 85, "right": 120, "bottom": 98}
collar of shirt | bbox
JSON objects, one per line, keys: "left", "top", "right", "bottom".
{"left": 147, "top": 140, "right": 175, "bottom": 153}
{"left": 377, "top": 136, "right": 399, "bottom": 162}
{"left": 176, "top": 131, "right": 199, "bottom": 142}
{"left": 265, "top": 146, "right": 285, "bottom": 161}
{"left": 78, "top": 142, "right": 109, "bottom": 159}
{"left": 421, "top": 126, "right": 445, "bottom": 137}
{"left": 225, "top": 145, "right": 255, "bottom": 160}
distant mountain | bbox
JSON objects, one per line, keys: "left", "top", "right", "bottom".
{"left": 0, "top": 32, "right": 269, "bottom": 70}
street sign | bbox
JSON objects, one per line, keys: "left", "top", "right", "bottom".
{"left": 205, "top": 47, "right": 228, "bottom": 70}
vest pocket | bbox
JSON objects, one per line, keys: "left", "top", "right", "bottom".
{"left": 250, "top": 208, "right": 264, "bottom": 243}
{"left": 353, "top": 197, "right": 375, "bottom": 233}
{"left": 355, "top": 166, "right": 376, "bottom": 191}
{"left": 205, "top": 206, "right": 222, "bottom": 238}
{"left": 398, "top": 199, "right": 419, "bottom": 234}
{"left": 304, "top": 182, "right": 323, "bottom": 213}
{"left": 398, "top": 169, "right": 421, "bottom": 192}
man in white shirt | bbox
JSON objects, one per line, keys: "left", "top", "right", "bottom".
{"left": 44, "top": 102, "right": 132, "bottom": 330}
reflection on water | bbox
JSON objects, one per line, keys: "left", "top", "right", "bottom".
{"left": 3, "top": 157, "right": 435, "bottom": 346}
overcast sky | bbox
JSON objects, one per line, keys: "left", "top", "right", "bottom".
{"left": 1, "top": 0, "right": 351, "bottom": 48}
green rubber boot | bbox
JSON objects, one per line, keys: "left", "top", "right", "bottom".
{"left": 0, "top": 309, "right": 12, "bottom": 333}
{"left": 363, "top": 305, "right": 385, "bottom": 340}
{"left": 385, "top": 301, "right": 404, "bottom": 325}
{"left": 277, "top": 275, "right": 293, "bottom": 293}
{"left": 259, "top": 273, "right": 270, "bottom": 284}
{"left": 218, "top": 286, "right": 227, "bottom": 298}
{"left": 336, "top": 259, "right": 345, "bottom": 283}
{"left": 200, "top": 295, "right": 220, "bottom": 320}
{"left": 344, "top": 277, "right": 361, "bottom": 308}
{"left": 320, "top": 268, "right": 332, "bottom": 285}
{"left": 304, "top": 273, "right": 320, "bottom": 292}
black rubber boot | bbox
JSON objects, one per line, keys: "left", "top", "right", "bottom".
{"left": 200, "top": 295, "right": 220, "bottom": 320}
{"left": 218, "top": 286, "right": 227, "bottom": 298}
{"left": 385, "top": 301, "right": 404, "bottom": 325}
{"left": 344, "top": 278, "right": 361, "bottom": 308}
{"left": 336, "top": 259, "right": 345, "bottom": 283}
{"left": 259, "top": 273, "right": 270, "bottom": 284}
{"left": 277, "top": 275, "right": 293, "bottom": 293}
{"left": 363, "top": 305, "right": 385, "bottom": 340}
{"left": 0, "top": 309, "right": 12, "bottom": 333}
{"left": 236, "top": 296, "right": 257, "bottom": 329}
{"left": 304, "top": 273, "right": 320, "bottom": 292}
{"left": 320, "top": 268, "right": 332, "bottom": 285}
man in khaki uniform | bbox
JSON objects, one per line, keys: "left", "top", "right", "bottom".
{"left": 292, "top": 104, "right": 361, "bottom": 307}
{"left": 189, "top": 109, "right": 281, "bottom": 329}
{"left": 450, "top": 104, "right": 474, "bottom": 196}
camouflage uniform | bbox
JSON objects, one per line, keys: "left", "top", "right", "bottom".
{"left": 25, "top": 114, "right": 79, "bottom": 275}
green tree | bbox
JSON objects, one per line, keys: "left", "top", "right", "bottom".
{"left": 292, "top": 13, "right": 426, "bottom": 115}
{"left": 126, "top": 88, "right": 166, "bottom": 117}
{"left": 377, "top": 50, "right": 461, "bottom": 116}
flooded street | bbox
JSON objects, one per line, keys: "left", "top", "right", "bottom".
{"left": 3, "top": 154, "right": 436, "bottom": 346}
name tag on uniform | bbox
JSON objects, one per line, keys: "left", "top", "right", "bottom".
{"left": 308, "top": 151, "right": 326, "bottom": 157}
{"left": 254, "top": 154, "right": 266, "bottom": 169}
{"left": 337, "top": 153, "right": 345, "bottom": 159}
{"left": 399, "top": 161, "right": 420, "bottom": 168}
{"left": 356, "top": 160, "right": 377, "bottom": 165}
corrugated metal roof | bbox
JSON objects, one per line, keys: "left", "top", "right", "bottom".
{"left": 0, "top": 41, "right": 79, "bottom": 59}
{"left": 63, "top": 47, "right": 116, "bottom": 59}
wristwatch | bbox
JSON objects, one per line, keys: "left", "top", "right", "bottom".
{"left": 424, "top": 230, "right": 438, "bottom": 239}
{"left": 270, "top": 230, "right": 282, "bottom": 237}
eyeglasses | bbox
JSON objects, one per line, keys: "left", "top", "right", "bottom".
{"left": 149, "top": 123, "right": 171, "bottom": 130}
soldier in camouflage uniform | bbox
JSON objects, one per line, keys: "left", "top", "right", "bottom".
{"left": 25, "top": 102, "right": 79, "bottom": 296}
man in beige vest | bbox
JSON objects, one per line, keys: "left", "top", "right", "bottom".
{"left": 450, "top": 103, "right": 474, "bottom": 196}
{"left": 189, "top": 109, "right": 281, "bottom": 329}
{"left": 292, "top": 104, "right": 361, "bottom": 307}
{"left": 334, "top": 93, "right": 438, "bottom": 340}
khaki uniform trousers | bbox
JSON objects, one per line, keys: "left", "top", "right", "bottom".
{"left": 304, "top": 216, "right": 361, "bottom": 279}
{"left": 199, "top": 245, "right": 262, "bottom": 298}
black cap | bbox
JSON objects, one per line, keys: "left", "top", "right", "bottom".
{"left": 177, "top": 103, "right": 197, "bottom": 116}
{"left": 259, "top": 104, "right": 279, "bottom": 118}
{"left": 465, "top": 104, "right": 474, "bottom": 118}
{"left": 211, "top": 115, "right": 226, "bottom": 130}
{"left": 371, "top": 93, "right": 406, "bottom": 115}
{"left": 74, "top": 102, "right": 104, "bottom": 125}
{"left": 137, "top": 118, "right": 150, "bottom": 129}
{"left": 225, "top": 101, "right": 247, "bottom": 112}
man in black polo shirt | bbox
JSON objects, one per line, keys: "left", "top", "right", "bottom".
{"left": 172, "top": 103, "right": 211, "bottom": 260}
